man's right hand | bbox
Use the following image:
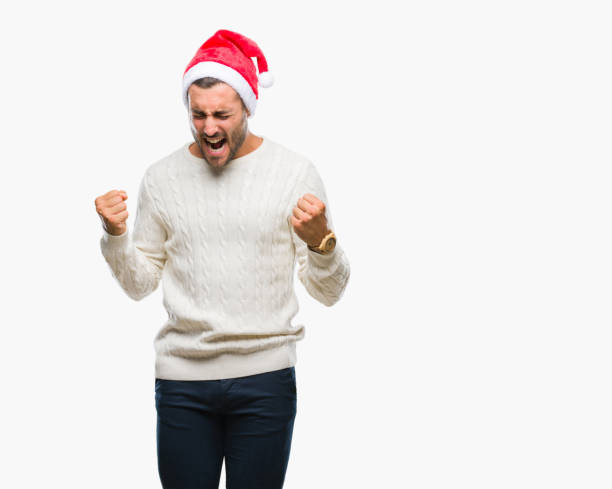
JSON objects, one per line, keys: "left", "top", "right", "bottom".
{"left": 95, "top": 190, "right": 129, "bottom": 236}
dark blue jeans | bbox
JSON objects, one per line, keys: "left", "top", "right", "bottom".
{"left": 154, "top": 367, "right": 297, "bottom": 489}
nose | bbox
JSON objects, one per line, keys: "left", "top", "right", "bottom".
{"left": 203, "top": 118, "right": 219, "bottom": 137}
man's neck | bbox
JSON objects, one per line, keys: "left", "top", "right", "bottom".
{"left": 234, "top": 132, "right": 264, "bottom": 158}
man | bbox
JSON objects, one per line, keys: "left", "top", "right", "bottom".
{"left": 95, "top": 29, "right": 350, "bottom": 489}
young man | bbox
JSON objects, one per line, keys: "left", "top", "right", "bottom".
{"left": 95, "top": 29, "right": 350, "bottom": 489}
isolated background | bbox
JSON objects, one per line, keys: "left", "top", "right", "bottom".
{"left": 1, "top": 1, "right": 611, "bottom": 488}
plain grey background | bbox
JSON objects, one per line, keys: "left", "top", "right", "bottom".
{"left": 1, "top": 1, "right": 610, "bottom": 487}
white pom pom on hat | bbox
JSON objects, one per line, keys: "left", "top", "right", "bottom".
{"left": 258, "top": 71, "right": 274, "bottom": 88}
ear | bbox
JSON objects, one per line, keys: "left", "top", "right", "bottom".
{"left": 238, "top": 97, "right": 251, "bottom": 118}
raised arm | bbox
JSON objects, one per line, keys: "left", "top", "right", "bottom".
{"left": 289, "top": 161, "right": 350, "bottom": 307}
{"left": 97, "top": 171, "right": 168, "bottom": 301}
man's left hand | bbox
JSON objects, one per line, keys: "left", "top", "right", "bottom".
{"left": 290, "top": 193, "right": 331, "bottom": 247}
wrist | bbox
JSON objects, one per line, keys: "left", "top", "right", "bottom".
{"left": 307, "top": 228, "right": 332, "bottom": 248}
{"left": 307, "top": 230, "right": 336, "bottom": 254}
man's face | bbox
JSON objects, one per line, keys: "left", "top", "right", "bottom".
{"left": 188, "top": 83, "right": 248, "bottom": 169}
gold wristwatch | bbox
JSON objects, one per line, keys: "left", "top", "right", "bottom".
{"left": 307, "top": 230, "right": 337, "bottom": 255}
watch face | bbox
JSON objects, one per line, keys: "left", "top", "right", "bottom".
{"left": 325, "top": 237, "right": 336, "bottom": 251}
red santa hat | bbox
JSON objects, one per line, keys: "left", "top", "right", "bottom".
{"left": 182, "top": 29, "right": 274, "bottom": 116}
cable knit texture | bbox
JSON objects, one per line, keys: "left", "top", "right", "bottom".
{"left": 100, "top": 137, "right": 350, "bottom": 380}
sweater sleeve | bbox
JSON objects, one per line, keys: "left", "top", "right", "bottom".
{"left": 100, "top": 171, "right": 168, "bottom": 301}
{"left": 289, "top": 161, "right": 351, "bottom": 307}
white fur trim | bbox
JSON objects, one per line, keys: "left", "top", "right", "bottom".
{"left": 183, "top": 61, "right": 257, "bottom": 115}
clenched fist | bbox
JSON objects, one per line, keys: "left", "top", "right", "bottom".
{"left": 290, "top": 193, "right": 331, "bottom": 247}
{"left": 95, "top": 189, "right": 129, "bottom": 236}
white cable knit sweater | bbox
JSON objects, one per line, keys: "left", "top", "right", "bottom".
{"left": 100, "top": 137, "right": 350, "bottom": 380}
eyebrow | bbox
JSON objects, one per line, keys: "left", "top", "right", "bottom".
{"left": 191, "top": 109, "right": 232, "bottom": 116}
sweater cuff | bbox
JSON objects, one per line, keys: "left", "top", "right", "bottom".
{"left": 306, "top": 246, "right": 338, "bottom": 268}
{"left": 100, "top": 228, "right": 129, "bottom": 251}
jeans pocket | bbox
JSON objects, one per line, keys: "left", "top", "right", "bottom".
{"left": 291, "top": 367, "right": 297, "bottom": 395}
{"left": 270, "top": 368, "right": 296, "bottom": 395}
{"left": 285, "top": 367, "right": 296, "bottom": 395}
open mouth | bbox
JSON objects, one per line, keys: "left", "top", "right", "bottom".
{"left": 204, "top": 137, "right": 226, "bottom": 152}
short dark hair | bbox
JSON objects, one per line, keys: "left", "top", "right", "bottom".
{"left": 192, "top": 77, "right": 224, "bottom": 89}
{"left": 190, "top": 77, "right": 249, "bottom": 115}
